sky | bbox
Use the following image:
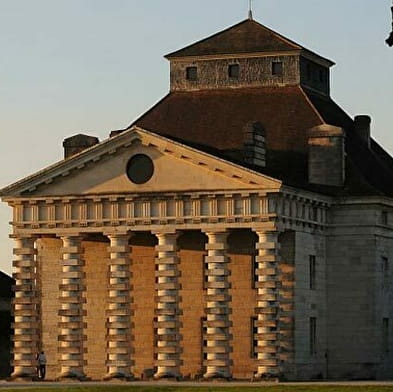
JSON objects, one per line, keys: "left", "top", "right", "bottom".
{"left": 0, "top": 0, "right": 393, "bottom": 276}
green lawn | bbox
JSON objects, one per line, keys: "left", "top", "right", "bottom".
{"left": 2, "top": 387, "right": 393, "bottom": 392}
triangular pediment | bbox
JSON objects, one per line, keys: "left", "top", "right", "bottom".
{"left": 0, "top": 127, "right": 281, "bottom": 199}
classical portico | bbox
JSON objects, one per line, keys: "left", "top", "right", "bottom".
{"left": 2, "top": 127, "right": 330, "bottom": 381}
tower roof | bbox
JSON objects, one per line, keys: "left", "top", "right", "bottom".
{"left": 165, "top": 19, "right": 334, "bottom": 65}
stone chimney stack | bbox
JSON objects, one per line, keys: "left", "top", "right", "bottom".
{"left": 354, "top": 115, "right": 371, "bottom": 148}
{"left": 63, "top": 134, "right": 99, "bottom": 159}
{"left": 308, "top": 124, "right": 345, "bottom": 187}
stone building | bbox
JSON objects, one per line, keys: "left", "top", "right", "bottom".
{"left": 0, "top": 271, "right": 13, "bottom": 378}
{"left": 1, "top": 17, "right": 393, "bottom": 381}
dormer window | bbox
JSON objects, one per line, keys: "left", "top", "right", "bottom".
{"left": 186, "top": 66, "right": 197, "bottom": 81}
{"left": 272, "top": 61, "right": 283, "bottom": 76}
{"left": 228, "top": 64, "right": 240, "bottom": 79}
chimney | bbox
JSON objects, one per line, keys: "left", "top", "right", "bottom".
{"left": 243, "top": 121, "right": 266, "bottom": 168}
{"left": 63, "top": 134, "right": 99, "bottom": 159}
{"left": 354, "top": 115, "right": 371, "bottom": 148}
{"left": 308, "top": 124, "right": 345, "bottom": 187}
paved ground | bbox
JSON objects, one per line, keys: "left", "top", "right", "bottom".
{"left": 2, "top": 380, "right": 393, "bottom": 388}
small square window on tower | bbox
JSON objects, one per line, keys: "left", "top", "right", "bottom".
{"left": 186, "top": 66, "right": 198, "bottom": 81}
{"left": 228, "top": 64, "right": 240, "bottom": 79}
{"left": 272, "top": 61, "right": 283, "bottom": 76}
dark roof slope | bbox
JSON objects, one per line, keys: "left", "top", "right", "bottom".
{"left": 306, "top": 89, "right": 393, "bottom": 196}
{"left": 129, "top": 86, "right": 393, "bottom": 197}
{"left": 133, "top": 86, "right": 323, "bottom": 153}
{"left": 167, "top": 19, "right": 305, "bottom": 58}
{"left": 166, "top": 19, "right": 334, "bottom": 66}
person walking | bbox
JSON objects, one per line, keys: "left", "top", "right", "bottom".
{"left": 37, "top": 351, "right": 47, "bottom": 380}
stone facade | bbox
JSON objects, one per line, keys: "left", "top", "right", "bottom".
{"left": 170, "top": 55, "right": 300, "bottom": 92}
{"left": 1, "top": 17, "right": 393, "bottom": 383}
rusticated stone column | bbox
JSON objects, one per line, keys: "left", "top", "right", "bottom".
{"left": 104, "top": 233, "right": 133, "bottom": 380}
{"left": 58, "top": 235, "right": 86, "bottom": 380}
{"left": 153, "top": 231, "right": 181, "bottom": 379}
{"left": 203, "top": 230, "right": 231, "bottom": 379}
{"left": 11, "top": 236, "right": 39, "bottom": 380}
{"left": 253, "top": 230, "right": 280, "bottom": 379}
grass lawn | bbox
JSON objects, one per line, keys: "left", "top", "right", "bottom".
{"left": 2, "top": 386, "right": 393, "bottom": 392}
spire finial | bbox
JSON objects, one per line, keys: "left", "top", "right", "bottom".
{"left": 248, "top": 0, "right": 253, "bottom": 20}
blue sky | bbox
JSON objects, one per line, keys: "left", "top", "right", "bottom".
{"left": 0, "top": 0, "right": 392, "bottom": 275}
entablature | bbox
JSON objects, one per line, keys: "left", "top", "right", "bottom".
{"left": 6, "top": 187, "right": 331, "bottom": 235}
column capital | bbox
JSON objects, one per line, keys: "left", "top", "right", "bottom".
{"left": 252, "top": 227, "right": 279, "bottom": 235}
{"left": 104, "top": 231, "right": 133, "bottom": 239}
{"left": 57, "top": 233, "right": 84, "bottom": 240}
{"left": 202, "top": 229, "right": 229, "bottom": 240}
{"left": 201, "top": 228, "right": 228, "bottom": 235}
{"left": 152, "top": 229, "right": 181, "bottom": 236}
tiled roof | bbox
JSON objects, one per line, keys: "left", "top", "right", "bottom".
{"left": 166, "top": 19, "right": 333, "bottom": 65}
{"left": 133, "top": 86, "right": 322, "bottom": 153}
{"left": 128, "top": 87, "right": 393, "bottom": 197}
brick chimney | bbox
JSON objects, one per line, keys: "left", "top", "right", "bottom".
{"left": 308, "top": 124, "right": 345, "bottom": 187}
{"left": 63, "top": 134, "right": 99, "bottom": 159}
{"left": 354, "top": 115, "right": 371, "bottom": 148}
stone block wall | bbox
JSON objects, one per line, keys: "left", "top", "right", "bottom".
{"left": 84, "top": 240, "right": 107, "bottom": 379}
{"left": 227, "top": 230, "right": 257, "bottom": 379}
{"left": 178, "top": 231, "right": 205, "bottom": 378}
{"left": 293, "top": 231, "right": 327, "bottom": 380}
{"left": 130, "top": 233, "right": 156, "bottom": 378}
{"left": 326, "top": 203, "right": 393, "bottom": 380}
{"left": 37, "top": 237, "right": 62, "bottom": 380}
{"left": 36, "top": 230, "right": 260, "bottom": 380}
{"left": 170, "top": 55, "right": 299, "bottom": 91}
{"left": 326, "top": 234, "right": 377, "bottom": 379}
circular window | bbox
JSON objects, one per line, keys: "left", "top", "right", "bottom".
{"left": 126, "top": 154, "right": 154, "bottom": 184}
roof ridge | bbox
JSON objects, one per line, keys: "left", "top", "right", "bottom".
{"left": 299, "top": 86, "right": 325, "bottom": 124}
{"left": 165, "top": 18, "right": 302, "bottom": 59}
{"left": 248, "top": 18, "right": 302, "bottom": 50}
{"left": 165, "top": 19, "right": 250, "bottom": 58}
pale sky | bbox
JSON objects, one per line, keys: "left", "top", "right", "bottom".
{"left": 1, "top": 0, "right": 393, "bottom": 275}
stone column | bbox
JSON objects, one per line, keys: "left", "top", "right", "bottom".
{"left": 11, "top": 236, "right": 39, "bottom": 380}
{"left": 58, "top": 235, "right": 86, "bottom": 380}
{"left": 104, "top": 233, "right": 133, "bottom": 380}
{"left": 203, "top": 230, "right": 231, "bottom": 379}
{"left": 153, "top": 231, "right": 181, "bottom": 379}
{"left": 253, "top": 230, "right": 280, "bottom": 379}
